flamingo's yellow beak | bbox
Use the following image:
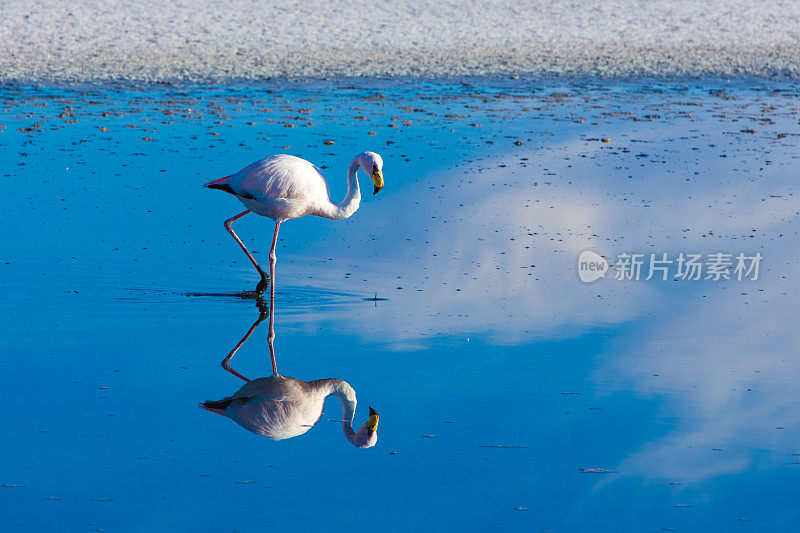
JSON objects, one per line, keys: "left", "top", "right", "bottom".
{"left": 367, "top": 406, "right": 379, "bottom": 431}
{"left": 371, "top": 170, "right": 384, "bottom": 195}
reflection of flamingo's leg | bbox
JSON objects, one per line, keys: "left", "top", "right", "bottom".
{"left": 221, "top": 303, "right": 268, "bottom": 382}
{"left": 267, "top": 221, "right": 281, "bottom": 376}
{"left": 223, "top": 210, "right": 269, "bottom": 294}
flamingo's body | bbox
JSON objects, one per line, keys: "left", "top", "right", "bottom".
{"left": 207, "top": 155, "right": 345, "bottom": 221}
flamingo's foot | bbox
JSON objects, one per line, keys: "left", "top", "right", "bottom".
{"left": 255, "top": 275, "right": 270, "bottom": 295}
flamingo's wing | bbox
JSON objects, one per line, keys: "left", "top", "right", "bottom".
{"left": 232, "top": 376, "right": 299, "bottom": 403}
{"left": 222, "top": 155, "right": 329, "bottom": 202}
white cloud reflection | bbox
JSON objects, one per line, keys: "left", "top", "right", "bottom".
{"left": 282, "top": 111, "right": 800, "bottom": 482}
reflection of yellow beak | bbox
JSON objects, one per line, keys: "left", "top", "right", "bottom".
{"left": 371, "top": 170, "right": 384, "bottom": 195}
{"left": 367, "top": 406, "right": 379, "bottom": 431}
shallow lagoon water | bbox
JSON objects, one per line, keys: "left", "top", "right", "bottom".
{"left": 2, "top": 79, "right": 800, "bottom": 531}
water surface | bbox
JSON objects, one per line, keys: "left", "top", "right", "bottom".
{"left": 2, "top": 79, "right": 799, "bottom": 531}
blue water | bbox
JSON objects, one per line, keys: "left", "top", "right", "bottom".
{"left": 2, "top": 79, "right": 799, "bottom": 531}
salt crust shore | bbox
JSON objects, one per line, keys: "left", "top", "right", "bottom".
{"left": 2, "top": 0, "right": 800, "bottom": 82}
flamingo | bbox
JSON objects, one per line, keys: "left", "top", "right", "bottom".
{"left": 202, "top": 300, "right": 379, "bottom": 448}
{"left": 205, "top": 152, "right": 384, "bottom": 296}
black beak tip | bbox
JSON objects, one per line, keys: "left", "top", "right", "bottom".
{"left": 369, "top": 406, "right": 378, "bottom": 416}
{"left": 373, "top": 185, "right": 381, "bottom": 195}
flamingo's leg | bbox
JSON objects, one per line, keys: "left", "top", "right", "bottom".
{"left": 267, "top": 221, "right": 281, "bottom": 376}
{"left": 221, "top": 300, "right": 269, "bottom": 381}
{"left": 223, "top": 210, "right": 269, "bottom": 294}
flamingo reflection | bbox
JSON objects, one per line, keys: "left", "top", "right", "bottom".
{"left": 201, "top": 300, "right": 379, "bottom": 448}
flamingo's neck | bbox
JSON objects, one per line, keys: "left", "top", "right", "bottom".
{"left": 317, "top": 157, "right": 362, "bottom": 220}
{"left": 315, "top": 378, "right": 358, "bottom": 437}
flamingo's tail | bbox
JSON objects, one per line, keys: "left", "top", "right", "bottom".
{"left": 204, "top": 175, "right": 236, "bottom": 195}
{"left": 199, "top": 398, "right": 235, "bottom": 414}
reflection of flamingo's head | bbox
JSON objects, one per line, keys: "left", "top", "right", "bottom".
{"left": 350, "top": 406, "right": 379, "bottom": 448}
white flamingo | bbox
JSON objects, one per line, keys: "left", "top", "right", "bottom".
{"left": 205, "top": 152, "right": 384, "bottom": 296}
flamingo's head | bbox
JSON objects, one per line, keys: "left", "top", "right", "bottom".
{"left": 349, "top": 406, "right": 379, "bottom": 448}
{"left": 358, "top": 151, "right": 384, "bottom": 195}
